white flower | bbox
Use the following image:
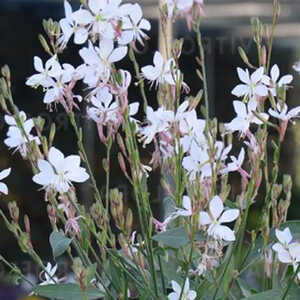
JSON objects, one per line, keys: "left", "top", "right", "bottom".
{"left": 268, "top": 103, "right": 300, "bottom": 121}
{"left": 141, "top": 51, "right": 178, "bottom": 87}
{"left": 262, "top": 64, "right": 293, "bottom": 96}
{"left": 4, "top": 112, "right": 40, "bottom": 156}
{"left": 26, "top": 56, "right": 62, "bottom": 88}
{"left": 78, "top": 42, "right": 106, "bottom": 87}
{"left": 39, "top": 263, "right": 58, "bottom": 285}
{"left": 221, "top": 148, "right": 245, "bottom": 174}
{"left": 138, "top": 106, "right": 174, "bottom": 145}
{"left": 87, "top": 87, "right": 119, "bottom": 125}
{"left": 272, "top": 227, "right": 300, "bottom": 276}
{"left": 168, "top": 278, "right": 196, "bottom": 300}
{"left": 79, "top": 40, "right": 127, "bottom": 84}
{"left": 59, "top": 0, "right": 89, "bottom": 46}
{"left": 225, "top": 99, "right": 269, "bottom": 134}
{"left": 72, "top": 0, "right": 120, "bottom": 40}
{"left": 199, "top": 196, "right": 239, "bottom": 242}
{"left": 33, "top": 147, "right": 89, "bottom": 193}
{"left": 182, "top": 143, "right": 211, "bottom": 181}
{"left": 118, "top": 4, "right": 151, "bottom": 45}
{"left": 232, "top": 67, "right": 268, "bottom": 99}
{"left": 272, "top": 227, "right": 293, "bottom": 254}
{"left": 0, "top": 168, "right": 11, "bottom": 195}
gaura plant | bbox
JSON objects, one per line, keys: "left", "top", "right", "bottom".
{"left": 1, "top": 0, "right": 300, "bottom": 299}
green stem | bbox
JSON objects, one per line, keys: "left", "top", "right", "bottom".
{"left": 69, "top": 112, "right": 103, "bottom": 209}
{"left": 195, "top": 22, "right": 209, "bottom": 119}
{"left": 266, "top": 0, "right": 279, "bottom": 73}
{"left": 129, "top": 46, "right": 148, "bottom": 112}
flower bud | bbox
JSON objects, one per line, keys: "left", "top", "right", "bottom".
{"left": 117, "top": 134, "right": 127, "bottom": 157}
{"left": 38, "top": 34, "right": 52, "bottom": 56}
{"left": 102, "top": 158, "right": 109, "bottom": 173}
{"left": 49, "top": 123, "right": 56, "bottom": 146}
{"left": 172, "top": 38, "right": 184, "bottom": 60}
{"left": 73, "top": 257, "right": 88, "bottom": 292}
{"left": 8, "top": 201, "right": 19, "bottom": 223}
{"left": 271, "top": 184, "right": 282, "bottom": 202}
{"left": 0, "top": 78, "right": 9, "bottom": 98}
{"left": 1, "top": 65, "right": 11, "bottom": 81}
{"left": 238, "top": 47, "right": 253, "bottom": 68}
{"left": 90, "top": 203, "right": 105, "bottom": 228}
{"left": 125, "top": 208, "right": 133, "bottom": 235}
{"left": 0, "top": 96, "right": 8, "bottom": 113}
{"left": 47, "top": 204, "right": 57, "bottom": 228}
{"left": 283, "top": 174, "right": 292, "bottom": 194}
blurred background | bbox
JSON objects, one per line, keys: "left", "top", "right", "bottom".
{"left": 1, "top": 0, "right": 300, "bottom": 298}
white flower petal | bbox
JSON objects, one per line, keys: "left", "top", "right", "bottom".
{"left": 209, "top": 196, "right": 223, "bottom": 220}
{"left": 219, "top": 209, "right": 239, "bottom": 224}
{"left": 34, "top": 56, "right": 44, "bottom": 73}
{"left": 109, "top": 46, "right": 128, "bottom": 63}
{"left": 0, "top": 168, "right": 11, "bottom": 180}
{"left": 271, "top": 64, "right": 280, "bottom": 82}
{"left": 237, "top": 68, "right": 250, "bottom": 84}
{"left": 0, "top": 183, "right": 8, "bottom": 195}
{"left": 48, "top": 147, "right": 65, "bottom": 171}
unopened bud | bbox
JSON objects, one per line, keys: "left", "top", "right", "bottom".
{"left": 102, "top": 158, "right": 109, "bottom": 173}
{"left": 41, "top": 136, "right": 49, "bottom": 157}
{"left": 24, "top": 215, "right": 31, "bottom": 235}
{"left": 0, "top": 96, "right": 8, "bottom": 113}
{"left": 238, "top": 47, "right": 254, "bottom": 68}
{"left": 190, "top": 90, "right": 203, "bottom": 110}
{"left": 125, "top": 209, "right": 133, "bottom": 235}
{"left": 1, "top": 65, "right": 11, "bottom": 81}
{"left": 261, "top": 46, "right": 267, "bottom": 66}
{"left": 49, "top": 123, "right": 56, "bottom": 146}
{"left": 117, "top": 134, "right": 127, "bottom": 156}
{"left": 8, "top": 201, "right": 19, "bottom": 223}
{"left": 283, "top": 174, "right": 292, "bottom": 194}
{"left": 172, "top": 38, "right": 184, "bottom": 59}
{"left": 38, "top": 34, "right": 52, "bottom": 56}
{"left": 271, "top": 184, "right": 282, "bottom": 202}
{"left": 47, "top": 205, "right": 57, "bottom": 228}
{"left": 0, "top": 78, "right": 9, "bottom": 98}
{"left": 90, "top": 203, "right": 105, "bottom": 228}
{"left": 73, "top": 257, "right": 88, "bottom": 292}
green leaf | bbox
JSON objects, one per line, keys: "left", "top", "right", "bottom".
{"left": 49, "top": 231, "right": 71, "bottom": 259}
{"left": 242, "top": 289, "right": 281, "bottom": 299}
{"left": 152, "top": 227, "right": 189, "bottom": 249}
{"left": 34, "top": 283, "right": 105, "bottom": 300}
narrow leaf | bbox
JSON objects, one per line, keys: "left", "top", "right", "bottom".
{"left": 35, "top": 283, "right": 105, "bottom": 300}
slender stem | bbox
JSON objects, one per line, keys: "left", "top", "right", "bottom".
{"left": 195, "top": 22, "right": 209, "bottom": 119}
{"left": 267, "top": 0, "right": 279, "bottom": 73}
{"left": 157, "top": 253, "right": 166, "bottom": 295}
{"left": 129, "top": 46, "right": 148, "bottom": 112}
{"left": 105, "top": 141, "right": 111, "bottom": 214}
{"left": 0, "top": 256, "right": 35, "bottom": 288}
{"left": 69, "top": 112, "right": 103, "bottom": 209}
